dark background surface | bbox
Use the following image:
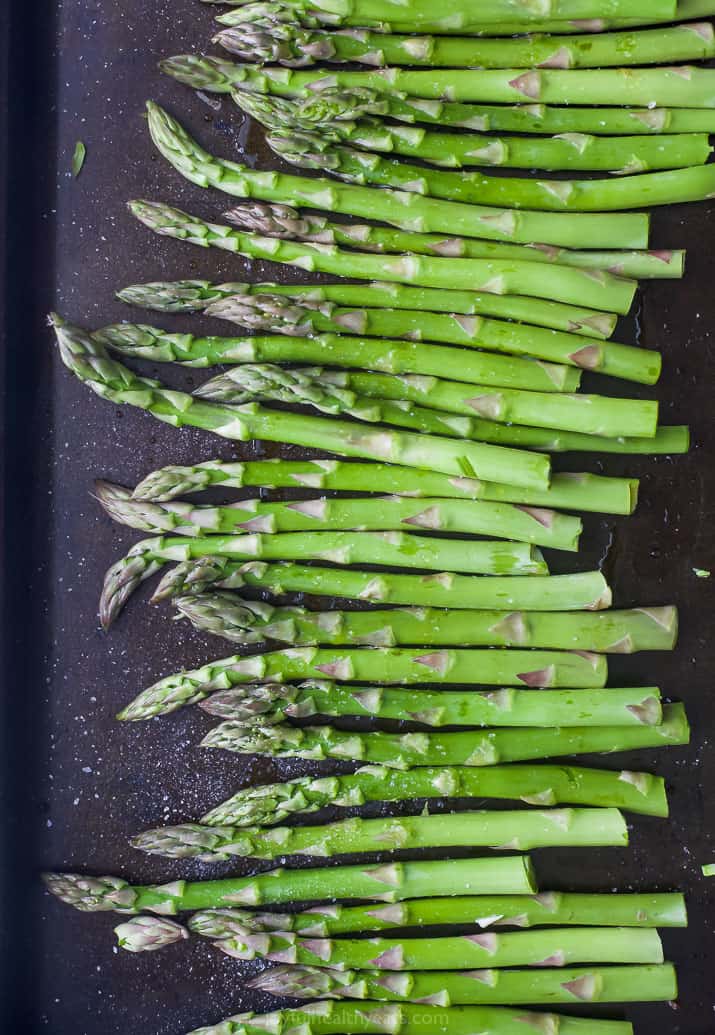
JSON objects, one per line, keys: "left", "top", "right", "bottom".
{"left": 1, "top": 1, "right": 715, "bottom": 1033}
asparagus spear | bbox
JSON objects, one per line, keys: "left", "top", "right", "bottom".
{"left": 191, "top": 891, "right": 687, "bottom": 936}
{"left": 215, "top": 13, "right": 715, "bottom": 71}
{"left": 308, "top": 117, "right": 710, "bottom": 174}
{"left": 201, "top": 702, "right": 690, "bottom": 767}
{"left": 198, "top": 364, "right": 659, "bottom": 440}
{"left": 94, "top": 320, "right": 585, "bottom": 393}
{"left": 132, "top": 459, "right": 640, "bottom": 515}
{"left": 155, "top": 560, "right": 611, "bottom": 613}
{"left": 177, "top": 596, "right": 675, "bottom": 651}
{"left": 103, "top": 540, "right": 611, "bottom": 627}
{"left": 233, "top": 83, "right": 715, "bottom": 137}
{"left": 203, "top": 763, "right": 669, "bottom": 826}
{"left": 52, "top": 315, "right": 551, "bottom": 490}
{"left": 220, "top": 203, "right": 682, "bottom": 282}
{"left": 43, "top": 854, "right": 538, "bottom": 912}
{"left": 202, "top": 280, "right": 659, "bottom": 383}
{"left": 192, "top": 362, "right": 671, "bottom": 453}
{"left": 144, "top": 103, "right": 649, "bottom": 250}
{"left": 251, "top": 962, "right": 677, "bottom": 1005}
{"left": 118, "top": 279, "right": 619, "bottom": 338}
{"left": 269, "top": 128, "right": 715, "bottom": 213}
{"left": 96, "top": 481, "right": 581, "bottom": 552}
{"left": 188, "top": 1002, "right": 632, "bottom": 1035}
{"left": 210, "top": 0, "right": 713, "bottom": 35}
{"left": 132, "top": 807, "right": 629, "bottom": 861}
{"left": 168, "top": 58, "right": 715, "bottom": 110}
{"left": 118, "top": 646, "right": 607, "bottom": 721}
{"left": 211, "top": 923, "right": 663, "bottom": 968}
{"left": 205, "top": 0, "right": 679, "bottom": 29}
{"left": 206, "top": 0, "right": 682, "bottom": 28}
{"left": 200, "top": 681, "right": 661, "bottom": 729}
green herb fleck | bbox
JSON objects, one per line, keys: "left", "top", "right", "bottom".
{"left": 72, "top": 141, "right": 87, "bottom": 178}
{"left": 693, "top": 568, "right": 711, "bottom": 578}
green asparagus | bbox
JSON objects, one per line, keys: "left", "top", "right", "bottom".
{"left": 170, "top": 58, "right": 715, "bottom": 110}
{"left": 144, "top": 103, "right": 650, "bottom": 249}
{"left": 269, "top": 128, "right": 715, "bottom": 213}
{"left": 250, "top": 962, "right": 677, "bottom": 1005}
{"left": 118, "top": 646, "right": 608, "bottom": 721}
{"left": 201, "top": 281, "right": 659, "bottom": 383}
{"left": 96, "top": 481, "right": 581, "bottom": 552}
{"left": 233, "top": 84, "right": 715, "bottom": 137}
{"left": 104, "top": 547, "right": 611, "bottom": 628}
{"left": 198, "top": 364, "right": 659, "bottom": 440}
{"left": 191, "top": 891, "right": 687, "bottom": 937}
{"left": 220, "top": 204, "right": 683, "bottom": 282}
{"left": 52, "top": 315, "right": 552, "bottom": 490}
{"left": 212, "top": 924, "right": 662, "bottom": 969}
{"left": 114, "top": 916, "right": 189, "bottom": 953}
{"left": 702, "top": 863, "right": 715, "bottom": 876}
{"left": 132, "top": 459, "right": 640, "bottom": 515}
{"left": 94, "top": 320, "right": 585, "bottom": 393}
{"left": 200, "top": 681, "right": 662, "bottom": 729}
{"left": 202, "top": 763, "right": 669, "bottom": 826}
{"left": 201, "top": 702, "right": 690, "bottom": 767}
{"left": 187, "top": 1002, "right": 632, "bottom": 1035}
{"left": 177, "top": 596, "right": 675, "bottom": 651}
{"left": 206, "top": 0, "right": 679, "bottom": 30}
{"left": 215, "top": 12, "right": 715, "bottom": 71}
{"left": 43, "top": 854, "right": 538, "bottom": 912}
{"left": 118, "top": 279, "right": 619, "bottom": 338}
{"left": 132, "top": 808, "right": 629, "bottom": 861}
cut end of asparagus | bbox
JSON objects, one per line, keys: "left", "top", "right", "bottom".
{"left": 115, "top": 915, "right": 189, "bottom": 952}
{"left": 43, "top": 872, "right": 138, "bottom": 913}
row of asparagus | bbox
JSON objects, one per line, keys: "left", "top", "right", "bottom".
{"left": 46, "top": 4, "right": 708, "bottom": 1031}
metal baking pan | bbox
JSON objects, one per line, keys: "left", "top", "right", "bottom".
{"left": 1, "top": 0, "right": 714, "bottom": 1031}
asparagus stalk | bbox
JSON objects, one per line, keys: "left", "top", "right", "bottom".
{"left": 103, "top": 540, "right": 611, "bottom": 627}
{"left": 132, "top": 807, "right": 629, "bottom": 861}
{"left": 155, "top": 560, "right": 611, "bottom": 613}
{"left": 259, "top": 111, "right": 711, "bottom": 174}
{"left": 188, "top": 1003, "right": 632, "bottom": 1035}
{"left": 210, "top": 923, "right": 664, "bottom": 969}
{"left": 702, "top": 863, "right": 715, "bottom": 876}
{"left": 201, "top": 702, "right": 690, "bottom": 767}
{"left": 118, "top": 646, "right": 607, "bottom": 721}
{"left": 211, "top": 0, "right": 713, "bottom": 35}
{"left": 144, "top": 103, "right": 649, "bottom": 250}
{"left": 193, "top": 362, "right": 670, "bottom": 453}
{"left": 205, "top": 0, "right": 679, "bottom": 28}
{"left": 202, "top": 280, "right": 659, "bottom": 383}
{"left": 200, "top": 680, "right": 662, "bottom": 728}
{"left": 215, "top": 12, "right": 715, "bottom": 71}
{"left": 96, "top": 481, "right": 581, "bottom": 553}
{"left": 191, "top": 891, "right": 687, "bottom": 937}
{"left": 203, "top": 762, "right": 669, "bottom": 826}
{"left": 251, "top": 962, "right": 677, "bottom": 1005}
{"left": 220, "top": 204, "right": 682, "bottom": 282}
{"left": 52, "top": 315, "right": 551, "bottom": 490}
{"left": 117, "top": 279, "right": 619, "bottom": 338}
{"left": 94, "top": 320, "right": 584, "bottom": 393}
{"left": 198, "top": 364, "right": 659, "bottom": 440}
{"left": 177, "top": 596, "right": 675, "bottom": 651}
{"left": 233, "top": 83, "right": 715, "bottom": 137}
{"left": 170, "top": 58, "right": 715, "bottom": 111}
{"left": 43, "top": 854, "right": 538, "bottom": 913}
{"left": 269, "top": 128, "right": 715, "bottom": 214}
{"left": 132, "top": 459, "right": 640, "bottom": 516}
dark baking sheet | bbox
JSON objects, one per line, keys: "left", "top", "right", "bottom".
{"left": 2, "top": 1, "right": 715, "bottom": 1032}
